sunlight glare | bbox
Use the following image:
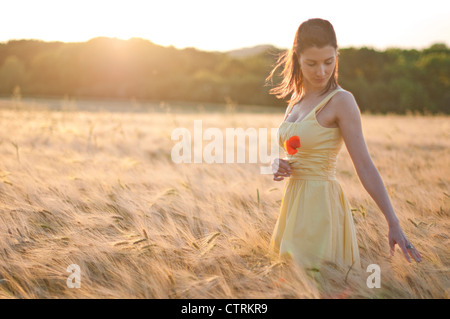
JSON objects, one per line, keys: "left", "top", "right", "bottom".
{"left": 1, "top": 0, "right": 449, "bottom": 51}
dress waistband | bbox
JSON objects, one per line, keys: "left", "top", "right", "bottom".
{"left": 289, "top": 174, "right": 336, "bottom": 181}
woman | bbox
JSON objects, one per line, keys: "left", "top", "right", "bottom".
{"left": 267, "top": 18, "right": 421, "bottom": 271}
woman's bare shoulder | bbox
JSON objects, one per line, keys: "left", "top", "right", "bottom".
{"left": 332, "top": 88, "right": 360, "bottom": 114}
{"left": 334, "top": 88, "right": 357, "bottom": 104}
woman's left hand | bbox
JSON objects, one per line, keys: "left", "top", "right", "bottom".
{"left": 388, "top": 224, "right": 422, "bottom": 263}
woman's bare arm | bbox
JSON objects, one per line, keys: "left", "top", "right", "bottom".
{"left": 334, "top": 91, "right": 421, "bottom": 263}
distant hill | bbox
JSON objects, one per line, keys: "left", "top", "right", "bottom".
{"left": 226, "top": 44, "right": 281, "bottom": 58}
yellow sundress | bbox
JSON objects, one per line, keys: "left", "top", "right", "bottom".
{"left": 269, "top": 87, "right": 361, "bottom": 270}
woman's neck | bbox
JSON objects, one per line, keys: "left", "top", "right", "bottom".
{"left": 301, "top": 82, "right": 337, "bottom": 99}
{"left": 301, "top": 84, "right": 327, "bottom": 99}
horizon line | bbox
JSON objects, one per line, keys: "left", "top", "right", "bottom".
{"left": 0, "top": 36, "right": 448, "bottom": 53}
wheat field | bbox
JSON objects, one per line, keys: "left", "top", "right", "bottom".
{"left": 0, "top": 99, "right": 448, "bottom": 299}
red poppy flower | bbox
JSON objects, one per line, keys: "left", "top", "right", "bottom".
{"left": 284, "top": 135, "right": 301, "bottom": 155}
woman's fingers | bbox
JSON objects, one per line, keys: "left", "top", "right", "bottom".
{"left": 391, "top": 239, "right": 422, "bottom": 263}
{"left": 280, "top": 159, "right": 292, "bottom": 174}
{"left": 389, "top": 238, "right": 395, "bottom": 257}
{"left": 272, "top": 158, "right": 293, "bottom": 181}
{"left": 399, "top": 242, "right": 412, "bottom": 263}
{"left": 406, "top": 242, "right": 422, "bottom": 263}
{"left": 272, "top": 158, "right": 292, "bottom": 176}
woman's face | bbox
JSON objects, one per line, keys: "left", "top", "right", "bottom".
{"left": 298, "top": 45, "right": 337, "bottom": 91}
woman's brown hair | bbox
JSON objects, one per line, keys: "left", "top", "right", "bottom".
{"left": 266, "top": 18, "right": 339, "bottom": 105}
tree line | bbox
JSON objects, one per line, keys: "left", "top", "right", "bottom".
{"left": 0, "top": 37, "right": 448, "bottom": 114}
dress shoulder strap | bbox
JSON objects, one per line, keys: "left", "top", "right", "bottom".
{"left": 314, "top": 87, "right": 343, "bottom": 115}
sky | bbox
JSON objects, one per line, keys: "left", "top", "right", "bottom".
{"left": 1, "top": 0, "right": 449, "bottom": 52}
